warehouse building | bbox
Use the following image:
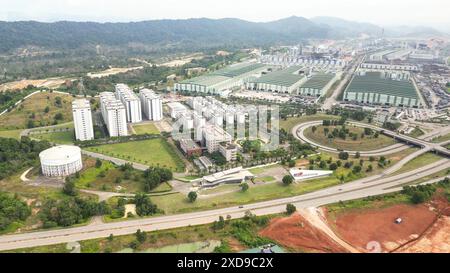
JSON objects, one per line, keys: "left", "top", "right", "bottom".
{"left": 174, "top": 62, "right": 268, "bottom": 94}
{"left": 245, "top": 66, "right": 306, "bottom": 94}
{"left": 343, "top": 72, "right": 421, "bottom": 107}
{"left": 72, "top": 99, "right": 94, "bottom": 141}
{"left": 115, "top": 84, "right": 142, "bottom": 123}
{"left": 298, "top": 73, "right": 337, "bottom": 97}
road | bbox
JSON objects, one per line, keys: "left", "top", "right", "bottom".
{"left": 0, "top": 156, "right": 448, "bottom": 251}
{"left": 322, "top": 54, "right": 365, "bottom": 110}
{"left": 293, "top": 120, "right": 450, "bottom": 157}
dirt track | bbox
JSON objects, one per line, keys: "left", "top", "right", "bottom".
{"left": 259, "top": 212, "right": 350, "bottom": 253}
{"left": 259, "top": 197, "right": 449, "bottom": 253}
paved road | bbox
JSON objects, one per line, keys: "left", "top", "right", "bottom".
{"left": 293, "top": 120, "right": 450, "bottom": 157}
{"left": 292, "top": 120, "right": 411, "bottom": 156}
{"left": 0, "top": 158, "right": 448, "bottom": 251}
{"left": 322, "top": 55, "right": 364, "bottom": 110}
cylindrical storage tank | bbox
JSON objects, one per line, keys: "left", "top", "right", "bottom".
{"left": 39, "top": 145, "right": 83, "bottom": 177}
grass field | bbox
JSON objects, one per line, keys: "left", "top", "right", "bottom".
{"left": 407, "top": 127, "right": 424, "bottom": 138}
{"left": 392, "top": 152, "right": 444, "bottom": 175}
{"left": 304, "top": 125, "right": 397, "bottom": 151}
{"left": 0, "top": 92, "right": 74, "bottom": 130}
{"left": 0, "top": 129, "right": 22, "bottom": 139}
{"left": 132, "top": 123, "right": 160, "bottom": 135}
{"left": 431, "top": 133, "right": 450, "bottom": 143}
{"left": 85, "top": 138, "right": 185, "bottom": 172}
{"left": 33, "top": 130, "right": 75, "bottom": 144}
{"left": 279, "top": 114, "right": 340, "bottom": 132}
{"left": 151, "top": 176, "right": 342, "bottom": 214}
{"left": 74, "top": 158, "right": 173, "bottom": 193}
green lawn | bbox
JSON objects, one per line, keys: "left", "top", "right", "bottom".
{"left": 407, "top": 127, "right": 424, "bottom": 138}
{"left": 85, "top": 138, "right": 185, "bottom": 172}
{"left": 132, "top": 123, "right": 160, "bottom": 135}
{"left": 431, "top": 133, "right": 450, "bottom": 143}
{"left": 33, "top": 129, "right": 75, "bottom": 144}
{"left": 304, "top": 125, "right": 397, "bottom": 151}
{"left": 392, "top": 152, "right": 444, "bottom": 175}
{"left": 248, "top": 164, "right": 281, "bottom": 175}
{"left": 0, "top": 129, "right": 22, "bottom": 139}
{"left": 74, "top": 158, "right": 172, "bottom": 193}
{"left": 279, "top": 114, "right": 340, "bottom": 132}
{"left": 151, "top": 176, "right": 341, "bottom": 215}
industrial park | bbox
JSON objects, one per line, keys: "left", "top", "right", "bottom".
{"left": 0, "top": 0, "right": 449, "bottom": 259}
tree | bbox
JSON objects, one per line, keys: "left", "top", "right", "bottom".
{"left": 329, "top": 163, "right": 338, "bottom": 170}
{"left": 134, "top": 193, "right": 158, "bottom": 216}
{"left": 44, "top": 106, "right": 50, "bottom": 113}
{"left": 240, "top": 183, "right": 249, "bottom": 192}
{"left": 338, "top": 151, "right": 349, "bottom": 160}
{"left": 282, "top": 175, "right": 293, "bottom": 185}
{"left": 135, "top": 229, "right": 147, "bottom": 243}
{"left": 188, "top": 191, "right": 197, "bottom": 202}
{"left": 63, "top": 177, "right": 77, "bottom": 196}
{"left": 355, "top": 152, "right": 360, "bottom": 158}
{"left": 324, "top": 127, "right": 329, "bottom": 136}
{"left": 352, "top": 165, "right": 362, "bottom": 174}
{"left": 95, "top": 159, "right": 102, "bottom": 168}
{"left": 366, "top": 164, "right": 373, "bottom": 172}
{"left": 286, "top": 203, "right": 296, "bottom": 215}
{"left": 288, "top": 160, "right": 295, "bottom": 167}
{"left": 311, "top": 126, "right": 317, "bottom": 134}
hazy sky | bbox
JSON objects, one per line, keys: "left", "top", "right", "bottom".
{"left": 0, "top": 0, "right": 449, "bottom": 30}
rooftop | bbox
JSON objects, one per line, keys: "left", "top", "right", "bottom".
{"left": 345, "top": 72, "right": 418, "bottom": 99}
{"left": 300, "top": 73, "right": 334, "bottom": 90}
{"left": 249, "top": 66, "right": 304, "bottom": 87}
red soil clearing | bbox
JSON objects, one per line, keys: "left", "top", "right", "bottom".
{"left": 259, "top": 213, "right": 349, "bottom": 253}
{"left": 330, "top": 204, "right": 438, "bottom": 252}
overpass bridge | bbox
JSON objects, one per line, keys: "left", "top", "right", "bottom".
{"left": 348, "top": 121, "right": 450, "bottom": 157}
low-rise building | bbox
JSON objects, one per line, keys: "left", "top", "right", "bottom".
{"left": 179, "top": 139, "right": 202, "bottom": 157}
{"left": 218, "top": 142, "right": 238, "bottom": 161}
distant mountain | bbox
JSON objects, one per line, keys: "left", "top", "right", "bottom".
{"left": 0, "top": 16, "right": 443, "bottom": 53}
{"left": 311, "top": 16, "right": 383, "bottom": 37}
{"left": 384, "top": 25, "right": 445, "bottom": 38}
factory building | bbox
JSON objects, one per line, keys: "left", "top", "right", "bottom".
{"left": 343, "top": 72, "right": 421, "bottom": 107}
{"left": 245, "top": 66, "right": 306, "bottom": 94}
{"left": 139, "top": 89, "right": 163, "bottom": 121}
{"left": 368, "top": 50, "right": 396, "bottom": 61}
{"left": 174, "top": 62, "right": 268, "bottom": 94}
{"left": 39, "top": 145, "right": 83, "bottom": 177}
{"left": 360, "top": 63, "right": 419, "bottom": 72}
{"left": 298, "top": 73, "right": 337, "bottom": 97}
{"left": 115, "top": 84, "right": 142, "bottom": 123}
{"left": 72, "top": 99, "right": 94, "bottom": 141}
{"left": 99, "top": 92, "right": 128, "bottom": 137}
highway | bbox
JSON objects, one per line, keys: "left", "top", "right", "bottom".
{"left": 293, "top": 120, "right": 450, "bottom": 157}
{"left": 0, "top": 118, "right": 447, "bottom": 251}
{"left": 0, "top": 156, "right": 448, "bottom": 251}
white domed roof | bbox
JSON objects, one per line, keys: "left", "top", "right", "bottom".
{"left": 39, "top": 145, "right": 82, "bottom": 165}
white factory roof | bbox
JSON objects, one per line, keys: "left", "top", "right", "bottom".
{"left": 39, "top": 145, "right": 81, "bottom": 165}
